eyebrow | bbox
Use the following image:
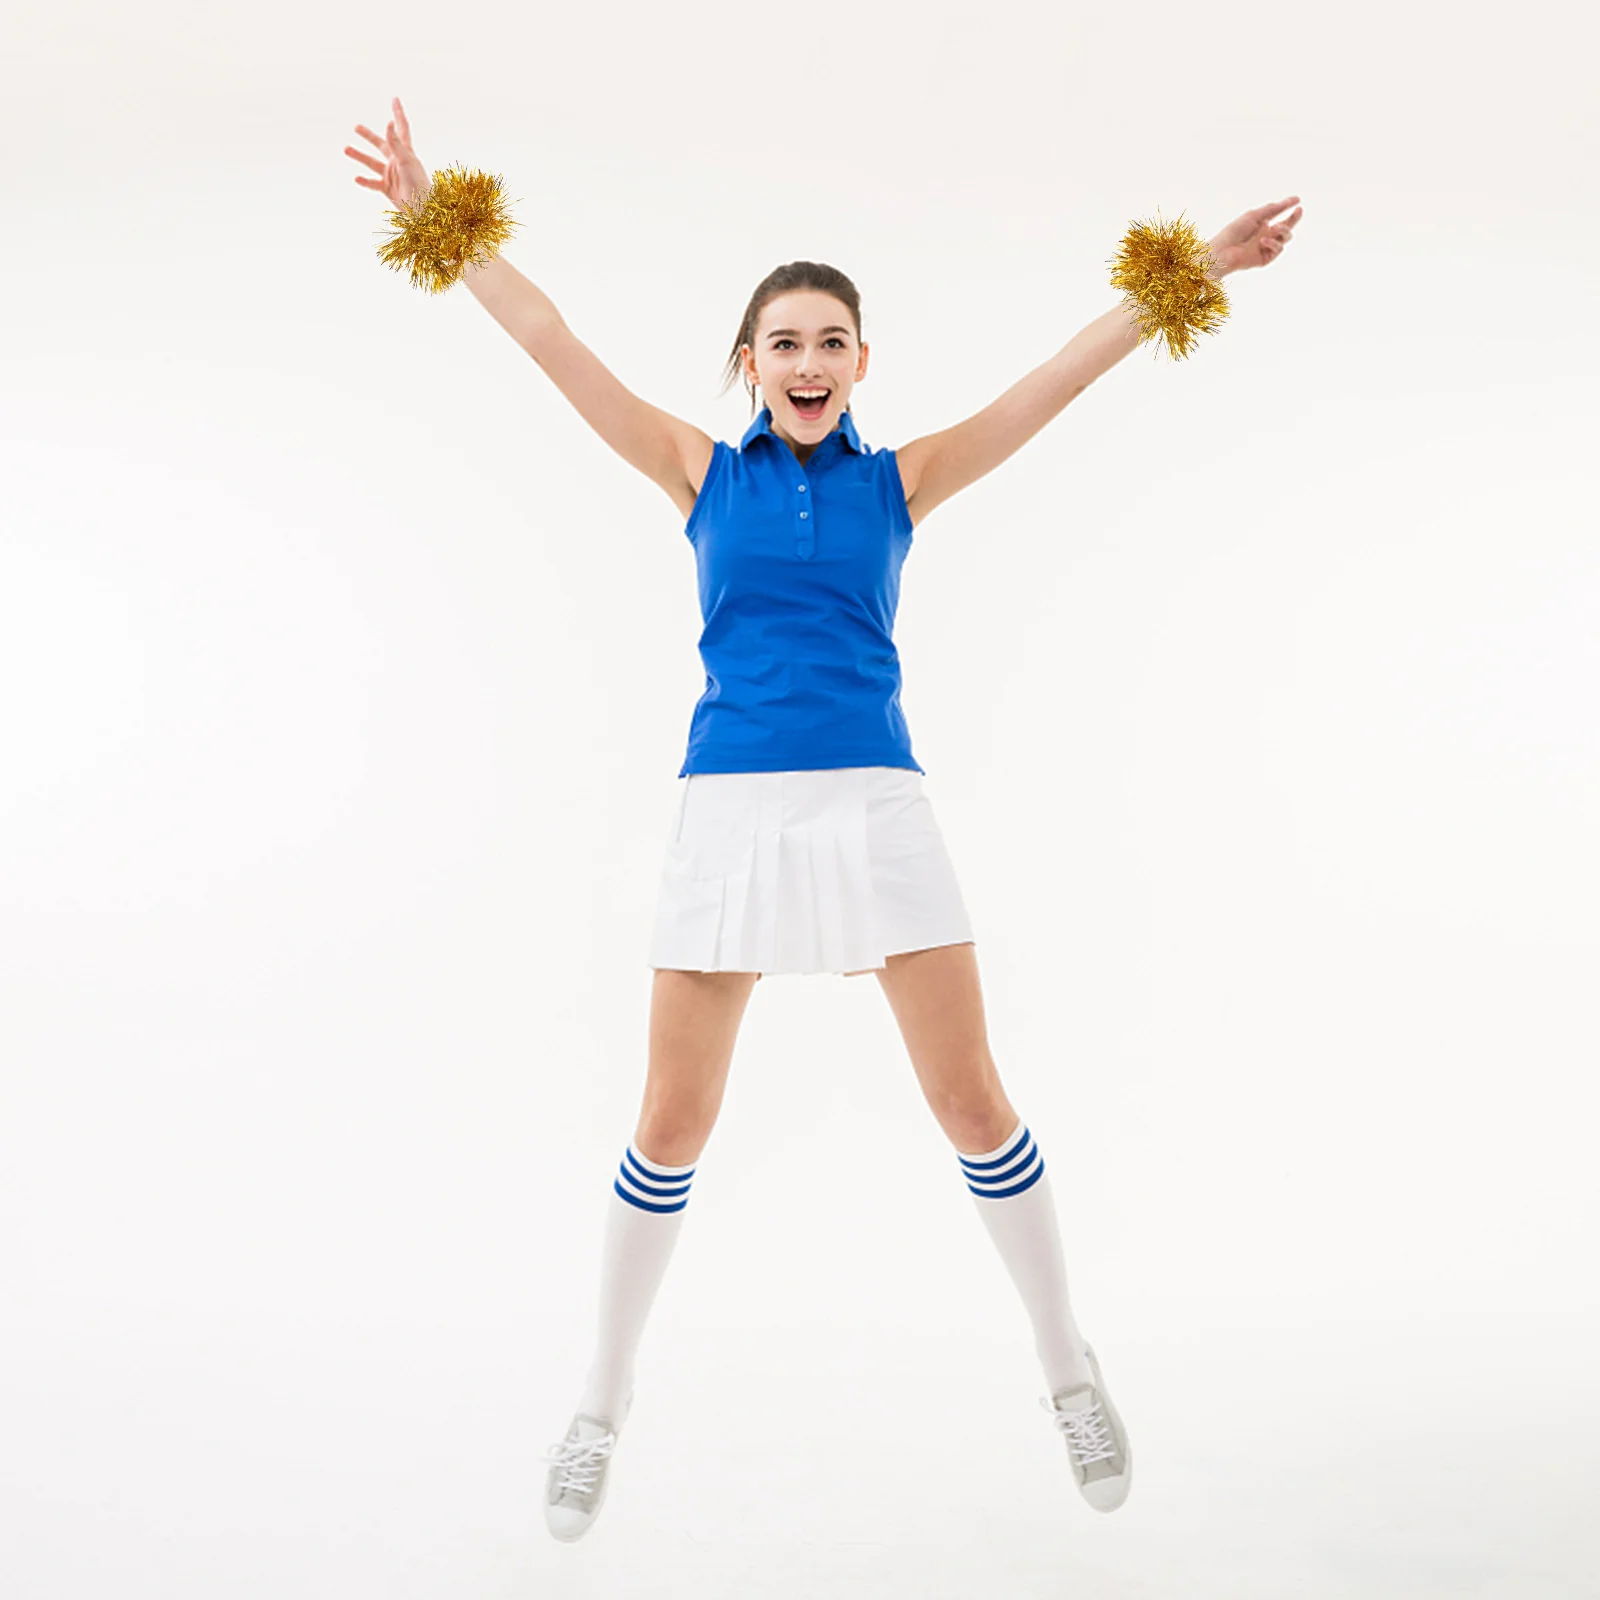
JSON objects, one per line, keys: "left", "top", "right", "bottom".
{"left": 765, "top": 326, "right": 852, "bottom": 339}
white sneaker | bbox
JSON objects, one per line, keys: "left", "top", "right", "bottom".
{"left": 543, "top": 1390, "right": 633, "bottom": 1542}
{"left": 1039, "top": 1344, "right": 1131, "bottom": 1511}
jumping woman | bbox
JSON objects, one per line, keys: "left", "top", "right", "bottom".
{"left": 345, "top": 95, "right": 1302, "bottom": 1543}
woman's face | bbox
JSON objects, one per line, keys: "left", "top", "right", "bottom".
{"left": 741, "top": 290, "right": 869, "bottom": 446}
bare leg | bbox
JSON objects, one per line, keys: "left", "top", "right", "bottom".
{"left": 577, "top": 968, "right": 761, "bottom": 1421}
{"left": 875, "top": 943, "right": 1093, "bottom": 1393}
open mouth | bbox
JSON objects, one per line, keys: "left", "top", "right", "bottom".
{"left": 788, "top": 391, "right": 829, "bottom": 420}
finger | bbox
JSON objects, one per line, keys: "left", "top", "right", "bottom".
{"left": 1254, "top": 196, "right": 1300, "bottom": 222}
{"left": 393, "top": 96, "right": 412, "bottom": 144}
{"left": 345, "top": 145, "right": 385, "bottom": 175}
{"left": 354, "top": 123, "right": 390, "bottom": 153}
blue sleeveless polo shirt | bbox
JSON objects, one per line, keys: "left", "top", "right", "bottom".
{"left": 677, "top": 402, "right": 925, "bottom": 777}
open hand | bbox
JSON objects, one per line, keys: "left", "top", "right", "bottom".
{"left": 344, "top": 97, "right": 430, "bottom": 211}
{"left": 1207, "top": 197, "right": 1302, "bottom": 275}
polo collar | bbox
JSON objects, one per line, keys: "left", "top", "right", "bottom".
{"left": 740, "top": 402, "right": 865, "bottom": 456}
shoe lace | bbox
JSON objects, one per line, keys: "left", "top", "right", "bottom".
{"left": 1039, "top": 1393, "right": 1116, "bottom": 1466}
{"left": 542, "top": 1431, "right": 617, "bottom": 1495}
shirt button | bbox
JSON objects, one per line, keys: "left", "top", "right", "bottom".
{"left": 798, "top": 484, "right": 807, "bottom": 492}
{"left": 799, "top": 510, "right": 808, "bottom": 518}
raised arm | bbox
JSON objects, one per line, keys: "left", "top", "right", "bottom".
{"left": 462, "top": 256, "right": 714, "bottom": 519}
{"left": 895, "top": 198, "right": 1302, "bottom": 528}
{"left": 346, "top": 97, "right": 712, "bottom": 520}
{"left": 894, "top": 298, "right": 1150, "bottom": 528}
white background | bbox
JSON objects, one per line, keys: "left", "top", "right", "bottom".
{"left": 3, "top": 0, "right": 1596, "bottom": 1594}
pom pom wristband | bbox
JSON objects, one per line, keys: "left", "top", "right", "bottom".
{"left": 376, "top": 164, "right": 520, "bottom": 295}
{"left": 1108, "top": 210, "right": 1229, "bottom": 361}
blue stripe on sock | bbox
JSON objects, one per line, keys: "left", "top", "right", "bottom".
{"left": 615, "top": 1145, "right": 696, "bottom": 1213}
{"left": 626, "top": 1144, "right": 697, "bottom": 1180}
{"left": 963, "top": 1138, "right": 1035, "bottom": 1187}
{"left": 968, "top": 1150, "right": 1046, "bottom": 1198}
{"left": 614, "top": 1177, "right": 689, "bottom": 1213}
{"left": 959, "top": 1126, "right": 1047, "bottom": 1199}
{"left": 957, "top": 1120, "right": 1029, "bottom": 1172}
{"left": 621, "top": 1147, "right": 694, "bottom": 1196}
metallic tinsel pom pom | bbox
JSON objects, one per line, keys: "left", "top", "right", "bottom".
{"left": 1109, "top": 211, "right": 1229, "bottom": 361}
{"left": 377, "top": 164, "right": 520, "bottom": 294}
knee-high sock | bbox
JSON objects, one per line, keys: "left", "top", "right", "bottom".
{"left": 576, "top": 1141, "right": 696, "bottom": 1425}
{"left": 957, "top": 1118, "right": 1093, "bottom": 1395}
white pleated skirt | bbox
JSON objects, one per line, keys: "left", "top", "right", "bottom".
{"left": 647, "top": 766, "right": 975, "bottom": 978}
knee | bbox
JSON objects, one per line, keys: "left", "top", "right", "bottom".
{"left": 634, "top": 1111, "right": 716, "bottom": 1169}
{"left": 932, "top": 1093, "right": 1020, "bottom": 1158}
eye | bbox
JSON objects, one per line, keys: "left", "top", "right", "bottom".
{"left": 773, "top": 338, "right": 847, "bottom": 349}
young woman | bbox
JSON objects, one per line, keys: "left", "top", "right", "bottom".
{"left": 346, "top": 97, "right": 1301, "bottom": 1543}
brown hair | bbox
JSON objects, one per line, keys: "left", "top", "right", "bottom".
{"left": 718, "top": 261, "right": 864, "bottom": 419}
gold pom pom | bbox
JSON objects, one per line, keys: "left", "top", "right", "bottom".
{"left": 1108, "top": 210, "right": 1229, "bottom": 361}
{"left": 376, "top": 164, "right": 520, "bottom": 295}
